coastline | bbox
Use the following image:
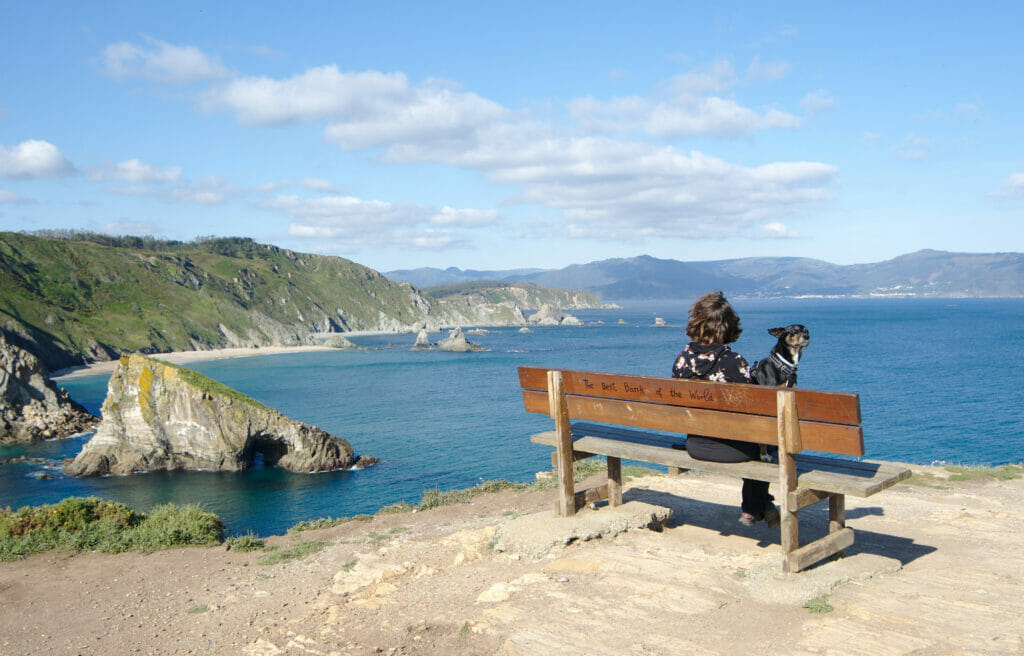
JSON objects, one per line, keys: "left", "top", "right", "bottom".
{"left": 50, "top": 332, "right": 396, "bottom": 380}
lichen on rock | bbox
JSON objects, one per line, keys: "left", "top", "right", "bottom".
{"left": 64, "top": 354, "right": 364, "bottom": 477}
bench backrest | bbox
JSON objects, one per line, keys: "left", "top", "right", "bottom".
{"left": 518, "top": 366, "right": 864, "bottom": 457}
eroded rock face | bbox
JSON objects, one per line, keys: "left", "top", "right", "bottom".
{"left": 0, "top": 330, "right": 97, "bottom": 443}
{"left": 527, "top": 304, "right": 582, "bottom": 327}
{"left": 437, "top": 328, "right": 483, "bottom": 352}
{"left": 64, "top": 355, "right": 359, "bottom": 476}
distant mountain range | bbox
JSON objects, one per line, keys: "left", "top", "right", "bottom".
{"left": 388, "top": 250, "right": 1024, "bottom": 300}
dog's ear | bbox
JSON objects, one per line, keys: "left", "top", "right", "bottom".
{"left": 768, "top": 327, "right": 786, "bottom": 337}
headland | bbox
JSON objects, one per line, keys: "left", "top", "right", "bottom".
{"left": 1, "top": 462, "right": 1021, "bottom": 655}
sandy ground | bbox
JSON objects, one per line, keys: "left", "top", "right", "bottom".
{"left": 2, "top": 463, "right": 1022, "bottom": 656}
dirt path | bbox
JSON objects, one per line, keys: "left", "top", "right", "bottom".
{"left": 2, "top": 464, "right": 1022, "bottom": 655}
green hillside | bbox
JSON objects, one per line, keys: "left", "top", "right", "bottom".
{"left": 0, "top": 232, "right": 427, "bottom": 370}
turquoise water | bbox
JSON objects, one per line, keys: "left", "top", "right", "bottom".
{"left": 2, "top": 298, "right": 1022, "bottom": 536}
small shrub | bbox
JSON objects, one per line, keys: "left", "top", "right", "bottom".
{"left": 377, "top": 502, "right": 414, "bottom": 515}
{"left": 417, "top": 488, "right": 474, "bottom": 511}
{"left": 226, "top": 532, "right": 267, "bottom": 552}
{"left": 0, "top": 497, "right": 222, "bottom": 561}
{"left": 287, "top": 517, "right": 350, "bottom": 534}
{"left": 474, "top": 480, "right": 526, "bottom": 494}
{"left": 258, "top": 540, "right": 329, "bottom": 566}
{"left": 187, "top": 605, "right": 209, "bottom": 614}
{"left": 341, "top": 559, "right": 357, "bottom": 572}
{"left": 803, "top": 595, "right": 834, "bottom": 614}
{"left": 944, "top": 464, "right": 1024, "bottom": 482}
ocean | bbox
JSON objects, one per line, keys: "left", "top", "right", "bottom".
{"left": 2, "top": 297, "right": 1022, "bottom": 536}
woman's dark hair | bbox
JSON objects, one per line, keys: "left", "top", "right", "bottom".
{"left": 686, "top": 291, "right": 742, "bottom": 345}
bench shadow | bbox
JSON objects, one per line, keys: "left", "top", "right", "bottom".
{"left": 622, "top": 487, "right": 936, "bottom": 567}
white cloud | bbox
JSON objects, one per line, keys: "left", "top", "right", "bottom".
{"left": 388, "top": 129, "right": 836, "bottom": 240}
{"left": 105, "top": 184, "right": 158, "bottom": 196}
{"left": 88, "top": 158, "right": 182, "bottom": 183}
{"left": 993, "top": 172, "right": 1024, "bottom": 198}
{"left": 0, "top": 189, "right": 33, "bottom": 204}
{"left": 170, "top": 176, "right": 235, "bottom": 204}
{"left": 800, "top": 90, "right": 835, "bottom": 114}
{"left": 204, "top": 66, "right": 409, "bottom": 125}
{"left": 102, "top": 37, "right": 228, "bottom": 83}
{"left": 571, "top": 94, "right": 802, "bottom": 138}
{"left": 758, "top": 221, "right": 799, "bottom": 239}
{"left": 863, "top": 132, "right": 882, "bottom": 145}
{"left": 669, "top": 60, "right": 737, "bottom": 94}
{"left": 98, "top": 221, "right": 161, "bottom": 235}
{"left": 204, "top": 66, "right": 508, "bottom": 153}
{"left": 746, "top": 56, "right": 790, "bottom": 82}
{"left": 430, "top": 206, "right": 499, "bottom": 227}
{"left": 212, "top": 64, "right": 833, "bottom": 243}
{"left": 955, "top": 101, "right": 983, "bottom": 121}
{"left": 750, "top": 24, "right": 799, "bottom": 48}
{"left": 891, "top": 134, "right": 931, "bottom": 160}
{"left": 0, "top": 140, "right": 74, "bottom": 178}
{"left": 298, "top": 177, "right": 338, "bottom": 192}
{"left": 264, "top": 194, "right": 490, "bottom": 250}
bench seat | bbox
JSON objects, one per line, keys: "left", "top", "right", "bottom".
{"left": 531, "top": 421, "right": 911, "bottom": 497}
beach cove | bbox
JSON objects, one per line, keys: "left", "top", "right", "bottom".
{"left": 4, "top": 298, "right": 1023, "bottom": 537}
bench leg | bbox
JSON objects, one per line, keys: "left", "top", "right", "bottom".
{"left": 829, "top": 493, "right": 847, "bottom": 558}
{"left": 607, "top": 456, "right": 622, "bottom": 507}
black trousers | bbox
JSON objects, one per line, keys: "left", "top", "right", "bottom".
{"left": 686, "top": 436, "right": 772, "bottom": 516}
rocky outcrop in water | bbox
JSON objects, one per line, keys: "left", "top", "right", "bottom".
{"left": 437, "top": 328, "right": 484, "bottom": 352}
{"left": 1, "top": 329, "right": 96, "bottom": 443}
{"left": 412, "top": 330, "right": 431, "bottom": 350}
{"left": 64, "top": 355, "right": 362, "bottom": 476}
{"left": 527, "top": 304, "right": 582, "bottom": 327}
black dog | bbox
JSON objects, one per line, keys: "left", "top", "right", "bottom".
{"left": 752, "top": 324, "right": 810, "bottom": 388}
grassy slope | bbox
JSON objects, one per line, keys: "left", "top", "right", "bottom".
{"left": 0, "top": 233, "right": 425, "bottom": 368}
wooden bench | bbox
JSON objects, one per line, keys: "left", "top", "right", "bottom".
{"left": 518, "top": 366, "right": 911, "bottom": 572}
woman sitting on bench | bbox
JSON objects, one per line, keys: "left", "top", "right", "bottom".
{"left": 671, "top": 291, "right": 780, "bottom": 527}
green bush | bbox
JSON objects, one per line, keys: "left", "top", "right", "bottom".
{"left": 287, "top": 517, "right": 351, "bottom": 534}
{"left": 0, "top": 497, "right": 223, "bottom": 561}
{"left": 257, "top": 540, "right": 329, "bottom": 565}
{"left": 226, "top": 532, "right": 267, "bottom": 552}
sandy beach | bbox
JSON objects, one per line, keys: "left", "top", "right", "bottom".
{"left": 1, "top": 463, "right": 1021, "bottom": 655}
{"left": 50, "top": 331, "right": 405, "bottom": 380}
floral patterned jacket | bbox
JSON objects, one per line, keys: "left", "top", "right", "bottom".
{"left": 671, "top": 342, "right": 752, "bottom": 384}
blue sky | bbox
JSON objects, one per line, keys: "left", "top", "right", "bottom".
{"left": 1, "top": 2, "right": 1022, "bottom": 272}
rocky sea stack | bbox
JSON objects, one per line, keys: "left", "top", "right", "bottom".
{"left": 437, "top": 328, "right": 484, "bottom": 352}
{"left": 1, "top": 328, "right": 96, "bottom": 443}
{"left": 65, "top": 354, "right": 363, "bottom": 477}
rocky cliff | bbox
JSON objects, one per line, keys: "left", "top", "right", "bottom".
{"left": 1, "top": 233, "right": 596, "bottom": 372}
{"left": 64, "top": 355, "right": 361, "bottom": 476}
{"left": 1, "top": 328, "right": 96, "bottom": 443}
